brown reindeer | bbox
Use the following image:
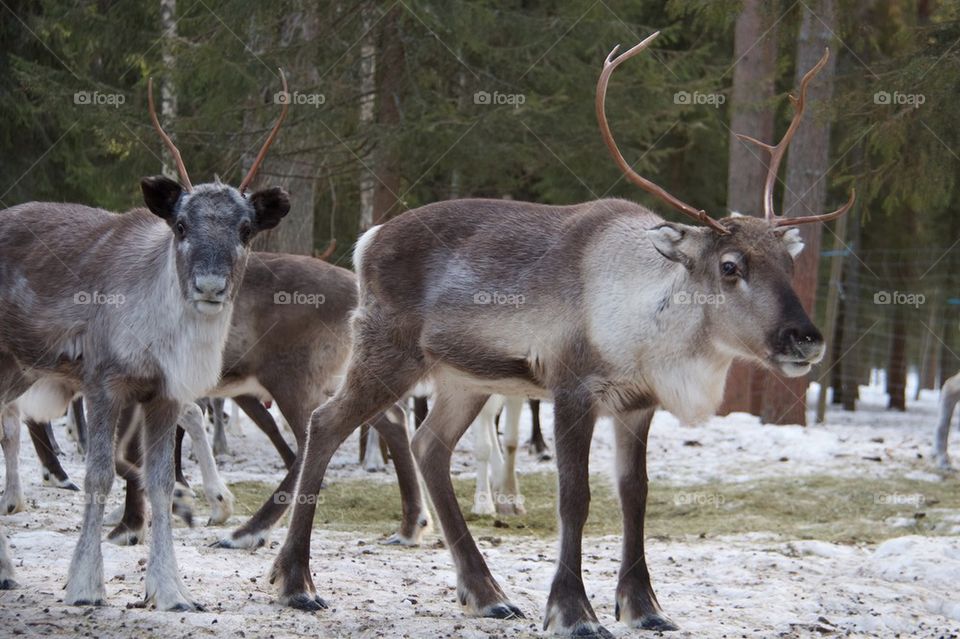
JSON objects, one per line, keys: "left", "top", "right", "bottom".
{"left": 0, "top": 74, "right": 290, "bottom": 609}
{"left": 263, "top": 32, "right": 854, "bottom": 635}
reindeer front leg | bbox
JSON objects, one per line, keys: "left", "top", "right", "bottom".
{"left": 544, "top": 386, "right": 607, "bottom": 637}
{"left": 934, "top": 376, "right": 960, "bottom": 470}
{"left": 613, "top": 408, "right": 677, "bottom": 631}
{"left": 65, "top": 388, "right": 122, "bottom": 605}
{"left": 142, "top": 398, "right": 201, "bottom": 611}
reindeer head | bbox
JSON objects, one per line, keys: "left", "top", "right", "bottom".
{"left": 597, "top": 32, "right": 855, "bottom": 377}
{"left": 139, "top": 73, "right": 291, "bottom": 316}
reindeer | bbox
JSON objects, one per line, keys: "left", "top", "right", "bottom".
{"left": 262, "top": 33, "right": 854, "bottom": 634}
{"left": 471, "top": 395, "right": 526, "bottom": 516}
{"left": 934, "top": 371, "right": 960, "bottom": 470}
{"left": 0, "top": 74, "right": 290, "bottom": 609}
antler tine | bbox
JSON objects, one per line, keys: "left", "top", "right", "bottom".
{"left": 148, "top": 77, "right": 193, "bottom": 192}
{"left": 776, "top": 188, "right": 856, "bottom": 227}
{"left": 596, "top": 32, "right": 730, "bottom": 234}
{"left": 239, "top": 68, "right": 289, "bottom": 195}
{"left": 741, "top": 48, "right": 831, "bottom": 222}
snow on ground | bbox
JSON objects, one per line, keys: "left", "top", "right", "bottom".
{"left": 1, "top": 378, "right": 959, "bottom": 638}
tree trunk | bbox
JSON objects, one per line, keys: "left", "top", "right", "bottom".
{"left": 887, "top": 303, "right": 908, "bottom": 410}
{"left": 250, "top": 4, "right": 318, "bottom": 255}
{"left": 815, "top": 212, "right": 848, "bottom": 422}
{"left": 838, "top": 209, "right": 861, "bottom": 410}
{"left": 358, "top": 2, "right": 376, "bottom": 232}
{"left": 159, "top": 0, "right": 178, "bottom": 180}
{"left": 760, "top": 0, "right": 837, "bottom": 426}
{"left": 371, "top": 4, "right": 404, "bottom": 225}
{"left": 718, "top": 0, "right": 777, "bottom": 416}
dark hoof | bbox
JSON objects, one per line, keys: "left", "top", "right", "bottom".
{"left": 5, "top": 505, "right": 14, "bottom": 514}
{"left": 63, "top": 482, "right": 80, "bottom": 492}
{"left": 71, "top": 599, "right": 105, "bottom": 607}
{"left": 570, "top": 623, "right": 613, "bottom": 638}
{"left": 486, "top": 602, "right": 525, "bottom": 619}
{"left": 0, "top": 578, "right": 17, "bottom": 589}
{"left": 640, "top": 614, "right": 679, "bottom": 631}
{"left": 287, "top": 593, "right": 328, "bottom": 611}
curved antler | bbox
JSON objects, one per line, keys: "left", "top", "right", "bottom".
{"left": 148, "top": 77, "right": 193, "bottom": 192}
{"left": 596, "top": 32, "right": 729, "bottom": 234}
{"left": 735, "top": 48, "right": 855, "bottom": 226}
{"left": 239, "top": 69, "right": 289, "bottom": 195}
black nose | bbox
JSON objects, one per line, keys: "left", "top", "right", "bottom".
{"left": 777, "top": 324, "right": 823, "bottom": 352}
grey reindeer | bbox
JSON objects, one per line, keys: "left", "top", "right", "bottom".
{"left": 0, "top": 74, "right": 290, "bottom": 608}
{"left": 264, "top": 33, "right": 854, "bottom": 636}
{"left": 934, "top": 371, "right": 960, "bottom": 469}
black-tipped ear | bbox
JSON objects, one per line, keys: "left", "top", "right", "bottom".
{"left": 249, "top": 187, "right": 290, "bottom": 232}
{"left": 140, "top": 176, "right": 183, "bottom": 222}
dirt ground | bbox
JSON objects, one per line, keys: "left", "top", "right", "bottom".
{"left": 2, "top": 382, "right": 960, "bottom": 638}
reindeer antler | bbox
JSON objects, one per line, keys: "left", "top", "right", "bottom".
{"left": 596, "top": 32, "right": 730, "bottom": 234}
{"left": 734, "top": 48, "right": 856, "bottom": 227}
{"left": 148, "top": 77, "right": 193, "bottom": 192}
{"left": 239, "top": 69, "right": 289, "bottom": 196}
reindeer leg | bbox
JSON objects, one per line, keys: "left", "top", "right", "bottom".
{"left": 270, "top": 338, "right": 423, "bottom": 610}
{"left": 0, "top": 528, "right": 16, "bottom": 589}
{"left": 471, "top": 402, "right": 497, "bottom": 516}
{"left": 495, "top": 396, "right": 526, "bottom": 516}
{"left": 28, "top": 419, "right": 79, "bottom": 491}
{"left": 65, "top": 388, "right": 122, "bottom": 606}
{"left": 0, "top": 407, "right": 24, "bottom": 515}
{"left": 412, "top": 381, "right": 522, "bottom": 619}
{"left": 108, "top": 406, "right": 146, "bottom": 546}
{"left": 527, "top": 398, "right": 550, "bottom": 460}
{"left": 234, "top": 395, "right": 296, "bottom": 468}
{"left": 543, "top": 386, "right": 608, "bottom": 637}
{"left": 210, "top": 397, "right": 229, "bottom": 458}
{"left": 934, "top": 378, "right": 959, "bottom": 470}
{"left": 67, "top": 397, "right": 87, "bottom": 457}
{"left": 614, "top": 408, "right": 677, "bottom": 631}
{"left": 179, "top": 403, "right": 233, "bottom": 525}
{"left": 372, "top": 407, "right": 431, "bottom": 546}
{"left": 362, "top": 425, "right": 385, "bottom": 472}
{"left": 142, "top": 398, "right": 201, "bottom": 611}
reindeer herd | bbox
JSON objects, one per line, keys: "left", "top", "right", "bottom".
{"left": 1, "top": 31, "right": 910, "bottom": 636}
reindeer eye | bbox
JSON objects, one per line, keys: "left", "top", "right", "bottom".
{"left": 721, "top": 261, "right": 739, "bottom": 277}
{"left": 175, "top": 221, "right": 186, "bottom": 238}
{"left": 239, "top": 222, "right": 253, "bottom": 244}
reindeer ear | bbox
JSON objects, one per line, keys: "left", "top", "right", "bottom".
{"left": 647, "top": 223, "right": 706, "bottom": 267}
{"left": 249, "top": 187, "right": 291, "bottom": 232}
{"left": 776, "top": 227, "right": 805, "bottom": 259}
{"left": 140, "top": 176, "right": 183, "bottom": 222}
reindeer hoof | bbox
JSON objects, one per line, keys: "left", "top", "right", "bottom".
{"left": 69, "top": 599, "right": 105, "bottom": 607}
{"left": 640, "top": 614, "right": 679, "bottom": 631}
{"left": 484, "top": 602, "right": 525, "bottom": 619}
{"left": 570, "top": 623, "right": 614, "bottom": 638}
{"left": 167, "top": 601, "right": 205, "bottom": 612}
{"left": 286, "top": 593, "right": 328, "bottom": 611}
{"left": 107, "top": 525, "right": 144, "bottom": 546}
